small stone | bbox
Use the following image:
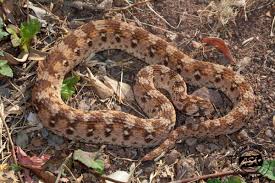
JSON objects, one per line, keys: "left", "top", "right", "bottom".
{"left": 166, "top": 32, "right": 177, "bottom": 41}
{"left": 78, "top": 100, "right": 90, "bottom": 111}
{"left": 164, "top": 149, "right": 181, "bottom": 165}
{"left": 196, "top": 144, "right": 208, "bottom": 153}
{"left": 191, "top": 41, "right": 202, "bottom": 49}
{"left": 192, "top": 87, "right": 223, "bottom": 108}
{"left": 141, "top": 180, "right": 148, "bottom": 183}
{"left": 15, "top": 132, "right": 29, "bottom": 148}
{"left": 237, "top": 129, "right": 250, "bottom": 141}
{"left": 185, "top": 138, "right": 197, "bottom": 146}
{"left": 45, "top": 130, "right": 64, "bottom": 149}
{"left": 31, "top": 138, "right": 44, "bottom": 147}
{"left": 27, "top": 112, "right": 40, "bottom": 125}
{"left": 97, "top": 0, "right": 113, "bottom": 10}
{"left": 208, "top": 143, "right": 220, "bottom": 152}
{"left": 175, "top": 158, "right": 196, "bottom": 179}
{"left": 265, "top": 129, "right": 274, "bottom": 138}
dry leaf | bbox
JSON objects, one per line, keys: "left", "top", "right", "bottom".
{"left": 16, "top": 147, "right": 55, "bottom": 183}
{"left": 16, "top": 146, "right": 50, "bottom": 170}
{"left": 102, "top": 76, "right": 134, "bottom": 103}
{"left": 106, "top": 171, "right": 130, "bottom": 183}
{"left": 202, "top": 37, "right": 235, "bottom": 64}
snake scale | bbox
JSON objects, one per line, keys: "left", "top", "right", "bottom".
{"left": 32, "top": 20, "right": 255, "bottom": 161}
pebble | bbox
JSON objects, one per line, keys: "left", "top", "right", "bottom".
{"left": 196, "top": 144, "right": 208, "bottom": 153}
{"left": 15, "top": 132, "right": 29, "bottom": 148}
{"left": 265, "top": 129, "right": 274, "bottom": 138}
{"left": 185, "top": 138, "right": 198, "bottom": 146}
{"left": 208, "top": 143, "right": 220, "bottom": 152}
{"left": 164, "top": 149, "right": 181, "bottom": 165}
{"left": 237, "top": 129, "right": 250, "bottom": 141}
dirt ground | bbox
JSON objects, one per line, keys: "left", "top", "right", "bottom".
{"left": 0, "top": 0, "right": 274, "bottom": 182}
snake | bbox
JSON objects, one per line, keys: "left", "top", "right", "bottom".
{"left": 32, "top": 19, "right": 255, "bottom": 161}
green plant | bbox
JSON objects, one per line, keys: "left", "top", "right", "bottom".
{"left": 0, "top": 17, "right": 9, "bottom": 41}
{"left": 0, "top": 60, "right": 13, "bottom": 77}
{"left": 19, "top": 19, "right": 41, "bottom": 52}
{"left": 61, "top": 75, "right": 80, "bottom": 101}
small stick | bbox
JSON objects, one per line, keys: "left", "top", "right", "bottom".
{"left": 270, "top": 15, "right": 274, "bottom": 37}
{"left": 108, "top": 0, "right": 153, "bottom": 12}
{"left": 146, "top": 3, "right": 182, "bottom": 29}
{"left": 55, "top": 153, "right": 73, "bottom": 183}
{"left": 170, "top": 168, "right": 259, "bottom": 183}
{"left": 0, "top": 101, "right": 17, "bottom": 165}
{"left": 0, "top": 100, "right": 24, "bottom": 183}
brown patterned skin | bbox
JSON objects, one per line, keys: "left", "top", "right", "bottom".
{"left": 32, "top": 20, "right": 255, "bottom": 161}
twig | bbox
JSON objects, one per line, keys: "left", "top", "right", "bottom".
{"left": 270, "top": 15, "right": 274, "bottom": 37}
{"left": 0, "top": 99, "right": 24, "bottom": 183}
{"left": 63, "top": 164, "right": 77, "bottom": 182}
{"left": 126, "top": 18, "right": 176, "bottom": 34}
{"left": 146, "top": 3, "right": 182, "bottom": 29}
{"left": 55, "top": 153, "right": 73, "bottom": 183}
{"left": 170, "top": 168, "right": 259, "bottom": 183}
{"left": 0, "top": 100, "right": 17, "bottom": 165}
{"left": 108, "top": 0, "right": 153, "bottom": 12}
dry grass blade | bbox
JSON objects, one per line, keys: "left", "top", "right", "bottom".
{"left": 108, "top": 0, "right": 153, "bottom": 12}
{"left": 0, "top": 98, "right": 24, "bottom": 183}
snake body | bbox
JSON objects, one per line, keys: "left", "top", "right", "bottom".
{"left": 32, "top": 20, "right": 255, "bottom": 160}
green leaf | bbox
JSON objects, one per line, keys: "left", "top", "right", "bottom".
{"left": 6, "top": 25, "right": 21, "bottom": 47}
{"left": 20, "top": 19, "right": 41, "bottom": 52}
{"left": 207, "top": 178, "right": 222, "bottom": 183}
{"left": 257, "top": 160, "right": 275, "bottom": 180}
{"left": 0, "top": 50, "right": 4, "bottom": 56}
{"left": 73, "top": 149, "right": 104, "bottom": 174}
{"left": 207, "top": 176, "right": 245, "bottom": 183}
{"left": 0, "top": 17, "right": 4, "bottom": 29}
{"left": 0, "top": 60, "right": 13, "bottom": 77}
{"left": 10, "top": 164, "right": 22, "bottom": 172}
{"left": 224, "top": 176, "right": 246, "bottom": 183}
{"left": 61, "top": 75, "right": 80, "bottom": 101}
{"left": 0, "top": 30, "right": 9, "bottom": 41}
{"left": 0, "top": 17, "right": 9, "bottom": 41}
{"left": 0, "top": 60, "right": 7, "bottom": 66}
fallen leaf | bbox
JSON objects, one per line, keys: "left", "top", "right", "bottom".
{"left": 1, "top": 0, "right": 17, "bottom": 25}
{"left": 16, "top": 146, "right": 50, "bottom": 170}
{"left": 16, "top": 147, "right": 55, "bottom": 183}
{"left": 106, "top": 171, "right": 130, "bottom": 183}
{"left": 202, "top": 37, "right": 235, "bottom": 64}
{"left": 73, "top": 149, "right": 104, "bottom": 174}
{"left": 0, "top": 163, "right": 9, "bottom": 171}
{"left": 102, "top": 75, "right": 134, "bottom": 103}
{"left": 0, "top": 170, "right": 19, "bottom": 183}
